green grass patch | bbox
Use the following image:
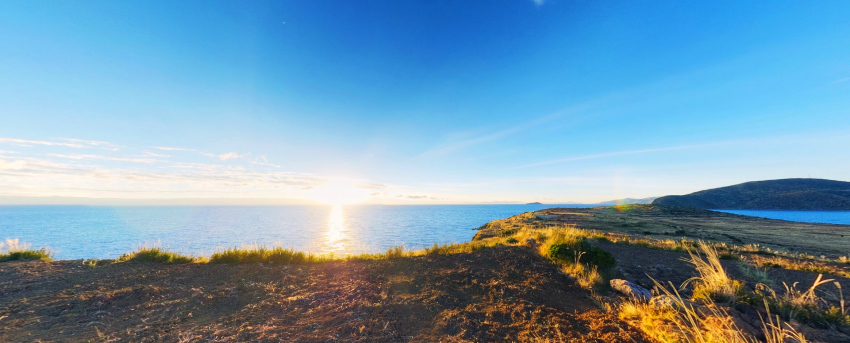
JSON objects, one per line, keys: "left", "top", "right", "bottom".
{"left": 209, "top": 245, "right": 324, "bottom": 264}
{"left": 116, "top": 248, "right": 198, "bottom": 264}
{"left": 0, "top": 249, "right": 52, "bottom": 262}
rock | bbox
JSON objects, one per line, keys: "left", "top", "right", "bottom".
{"left": 650, "top": 294, "right": 697, "bottom": 310}
{"left": 610, "top": 279, "right": 652, "bottom": 302}
{"left": 525, "top": 238, "right": 538, "bottom": 248}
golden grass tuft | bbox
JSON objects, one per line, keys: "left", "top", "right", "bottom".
{"left": 681, "top": 241, "right": 743, "bottom": 303}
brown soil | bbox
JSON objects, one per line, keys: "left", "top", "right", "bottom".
{"left": 0, "top": 246, "right": 651, "bottom": 342}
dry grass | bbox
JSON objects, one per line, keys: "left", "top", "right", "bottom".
{"left": 620, "top": 281, "right": 752, "bottom": 343}
{"left": 755, "top": 274, "right": 850, "bottom": 328}
{"left": 681, "top": 242, "right": 744, "bottom": 303}
{"left": 618, "top": 238, "right": 813, "bottom": 342}
{"left": 621, "top": 280, "right": 809, "bottom": 342}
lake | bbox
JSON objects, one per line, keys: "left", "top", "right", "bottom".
{"left": 0, "top": 204, "right": 585, "bottom": 260}
{"left": 714, "top": 209, "right": 850, "bottom": 225}
{"left": 4, "top": 205, "right": 849, "bottom": 260}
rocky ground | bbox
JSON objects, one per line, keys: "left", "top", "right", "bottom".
{"left": 0, "top": 246, "right": 650, "bottom": 342}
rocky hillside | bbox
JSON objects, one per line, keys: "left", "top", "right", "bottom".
{"left": 652, "top": 178, "right": 850, "bottom": 210}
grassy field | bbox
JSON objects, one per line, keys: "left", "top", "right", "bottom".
{"left": 476, "top": 204, "right": 850, "bottom": 259}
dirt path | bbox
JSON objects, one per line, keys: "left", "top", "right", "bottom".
{"left": 0, "top": 246, "right": 650, "bottom": 342}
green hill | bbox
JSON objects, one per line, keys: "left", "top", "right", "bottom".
{"left": 652, "top": 178, "right": 850, "bottom": 210}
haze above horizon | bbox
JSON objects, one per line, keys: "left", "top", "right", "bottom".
{"left": 1, "top": 1, "right": 849, "bottom": 205}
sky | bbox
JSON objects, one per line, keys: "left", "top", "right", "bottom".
{"left": 0, "top": 0, "right": 849, "bottom": 205}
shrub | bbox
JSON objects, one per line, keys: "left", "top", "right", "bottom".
{"left": 581, "top": 247, "right": 616, "bottom": 269}
{"left": 117, "top": 248, "right": 197, "bottom": 263}
{"left": 500, "top": 228, "right": 518, "bottom": 236}
{"left": 547, "top": 239, "right": 615, "bottom": 269}
{"left": 506, "top": 237, "right": 519, "bottom": 244}
{"left": 0, "top": 239, "right": 52, "bottom": 262}
{"left": 0, "top": 249, "right": 52, "bottom": 262}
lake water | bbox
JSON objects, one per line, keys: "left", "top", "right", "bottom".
{"left": 5, "top": 205, "right": 848, "bottom": 260}
{"left": 714, "top": 210, "right": 850, "bottom": 225}
{"left": 0, "top": 204, "right": 586, "bottom": 260}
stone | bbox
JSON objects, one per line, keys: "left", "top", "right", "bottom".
{"left": 610, "top": 279, "right": 652, "bottom": 302}
{"left": 650, "top": 294, "right": 697, "bottom": 310}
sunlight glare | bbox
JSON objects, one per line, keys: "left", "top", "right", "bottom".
{"left": 307, "top": 179, "right": 372, "bottom": 205}
{"left": 321, "top": 205, "right": 348, "bottom": 254}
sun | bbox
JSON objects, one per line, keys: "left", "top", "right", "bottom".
{"left": 306, "top": 179, "right": 372, "bottom": 205}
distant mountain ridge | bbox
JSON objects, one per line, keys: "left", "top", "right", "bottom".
{"left": 652, "top": 178, "right": 850, "bottom": 210}
{"left": 597, "top": 197, "right": 657, "bottom": 206}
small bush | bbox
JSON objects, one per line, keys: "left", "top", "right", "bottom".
{"left": 581, "top": 247, "right": 616, "bottom": 269}
{"left": 500, "top": 228, "right": 518, "bottom": 236}
{"left": 209, "top": 246, "right": 318, "bottom": 264}
{"left": 0, "top": 239, "right": 52, "bottom": 262}
{"left": 506, "top": 237, "right": 519, "bottom": 244}
{"left": 117, "top": 248, "right": 197, "bottom": 263}
{"left": 0, "top": 249, "right": 52, "bottom": 262}
{"left": 548, "top": 239, "right": 615, "bottom": 269}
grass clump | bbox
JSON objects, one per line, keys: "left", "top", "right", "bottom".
{"left": 116, "top": 248, "right": 198, "bottom": 264}
{"left": 209, "top": 245, "right": 323, "bottom": 264}
{"left": 0, "top": 249, "right": 52, "bottom": 262}
{"left": 756, "top": 274, "right": 850, "bottom": 328}
{"left": 681, "top": 241, "right": 744, "bottom": 303}
{"left": 621, "top": 279, "right": 809, "bottom": 343}
{"left": 0, "top": 239, "right": 52, "bottom": 262}
{"left": 424, "top": 241, "right": 495, "bottom": 256}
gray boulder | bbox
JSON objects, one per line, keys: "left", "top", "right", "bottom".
{"left": 610, "top": 279, "right": 652, "bottom": 302}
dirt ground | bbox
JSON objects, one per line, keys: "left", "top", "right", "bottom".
{"left": 0, "top": 246, "right": 651, "bottom": 342}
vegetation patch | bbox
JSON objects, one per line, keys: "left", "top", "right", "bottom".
{"left": 547, "top": 238, "right": 615, "bottom": 269}
{"left": 0, "top": 249, "right": 52, "bottom": 262}
{"left": 116, "top": 248, "right": 198, "bottom": 264}
{"left": 0, "top": 239, "right": 52, "bottom": 262}
{"left": 209, "top": 245, "right": 324, "bottom": 264}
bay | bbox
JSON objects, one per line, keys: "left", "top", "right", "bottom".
{"left": 714, "top": 209, "right": 850, "bottom": 225}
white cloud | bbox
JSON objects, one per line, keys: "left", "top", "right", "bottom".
{"left": 532, "top": 0, "right": 545, "bottom": 6}
{"left": 56, "top": 138, "right": 121, "bottom": 150}
{"left": 152, "top": 146, "right": 193, "bottom": 151}
{"left": 0, "top": 137, "right": 121, "bottom": 151}
{"left": 218, "top": 152, "right": 240, "bottom": 161}
{"left": 46, "top": 153, "right": 161, "bottom": 164}
{"left": 0, "top": 137, "right": 87, "bottom": 148}
{"left": 139, "top": 151, "right": 170, "bottom": 158}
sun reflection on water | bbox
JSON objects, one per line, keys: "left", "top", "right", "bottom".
{"left": 320, "top": 205, "right": 348, "bottom": 254}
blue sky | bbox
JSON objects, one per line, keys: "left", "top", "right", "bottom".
{"left": 0, "top": 0, "right": 848, "bottom": 204}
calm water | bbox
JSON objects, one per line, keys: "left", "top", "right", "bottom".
{"left": 714, "top": 210, "right": 850, "bottom": 225}
{"left": 0, "top": 204, "right": 585, "bottom": 260}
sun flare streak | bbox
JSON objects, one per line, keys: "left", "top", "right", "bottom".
{"left": 321, "top": 205, "right": 348, "bottom": 254}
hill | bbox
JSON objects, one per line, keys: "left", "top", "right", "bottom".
{"left": 652, "top": 178, "right": 850, "bottom": 210}
{"left": 597, "top": 197, "right": 657, "bottom": 206}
